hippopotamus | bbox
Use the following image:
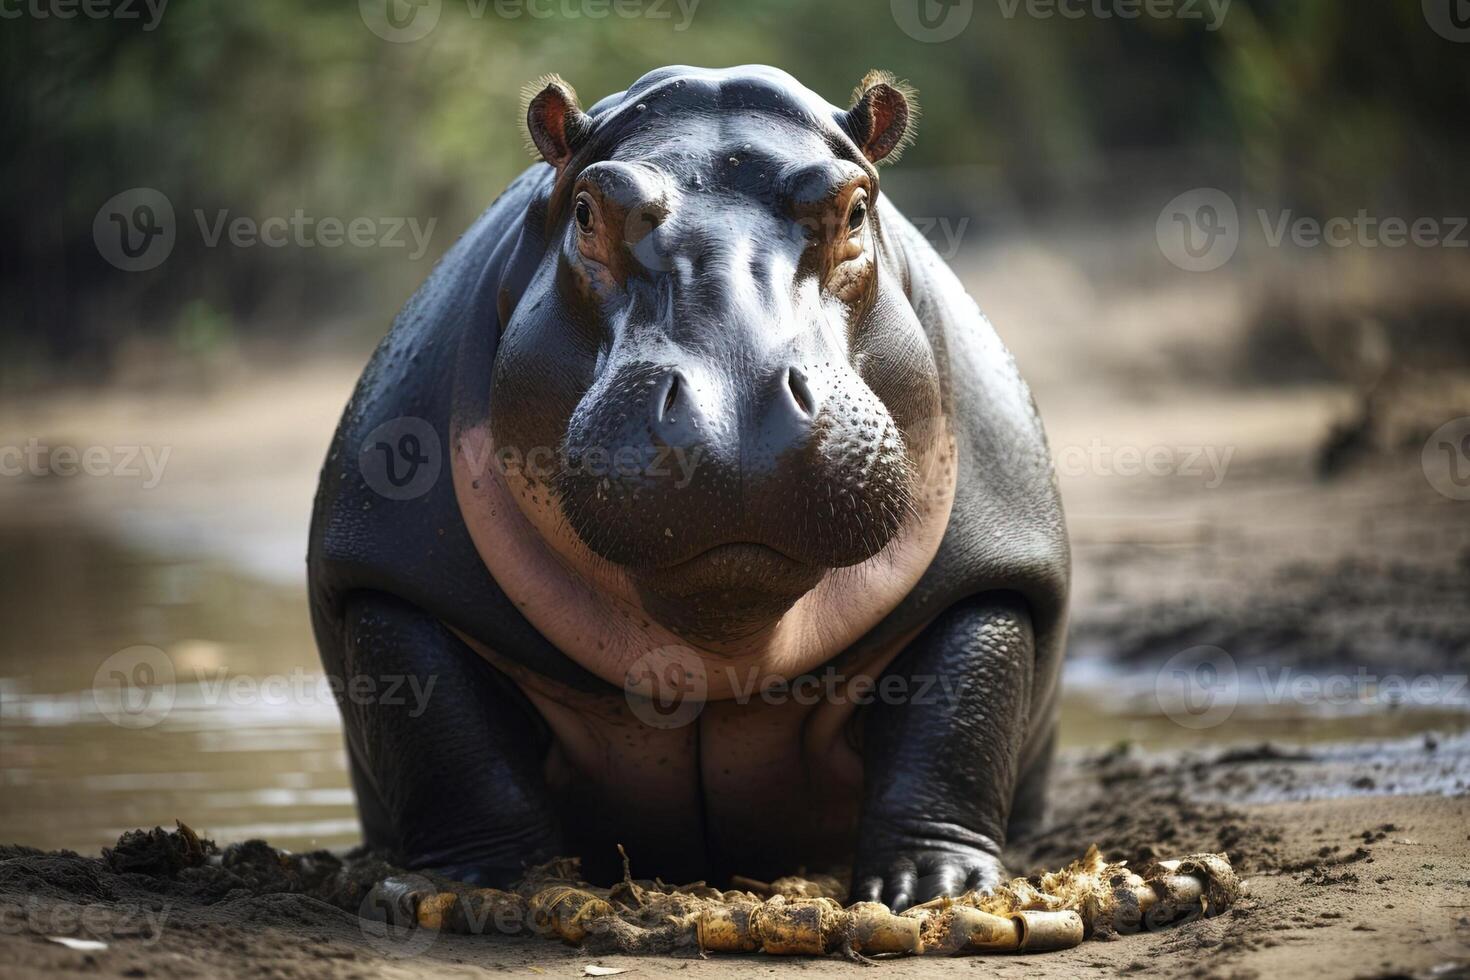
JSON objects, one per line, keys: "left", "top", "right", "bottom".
{"left": 308, "top": 65, "right": 1068, "bottom": 911}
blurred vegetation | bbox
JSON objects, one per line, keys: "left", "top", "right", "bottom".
{"left": 2, "top": 0, "right": 1467, "bottom": 379}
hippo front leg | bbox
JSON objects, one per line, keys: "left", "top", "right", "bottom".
{"left": 335, "top": 592, "right": 563, "bottom": 886}
{"left": 851, "top": 592, "right": 1037, "bottom": 910}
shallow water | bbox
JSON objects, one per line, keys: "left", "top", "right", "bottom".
{"left": 0, "top": 522, "right": 351, "bottom": 854}
{"left": 1, "top": 521, "right": 1464, "bottom": 855}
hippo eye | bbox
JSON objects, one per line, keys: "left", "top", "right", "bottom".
{"left": 846, "top": 198, "right": 868, "bottom": 234}
{"left": 574, "top": 194, "right": 595, "bottom": 234}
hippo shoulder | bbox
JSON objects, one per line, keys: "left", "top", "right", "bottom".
{"left": 851, "top": 202, "right": 1070, "bottom": 665}
{"left": 307, "top": 166, "right": 608, "bottom": 691}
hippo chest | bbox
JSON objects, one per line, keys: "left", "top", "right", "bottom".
{"left": 464, "top": 636, "right": 916, "bottom": 880}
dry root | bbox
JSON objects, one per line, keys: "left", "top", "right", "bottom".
{"left": 362, "top": 843, "right": 1239, "bottom": 958}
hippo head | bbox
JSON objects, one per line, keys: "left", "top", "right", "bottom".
{"left": 486, "top": 66, "right": 945, "bottom": 647}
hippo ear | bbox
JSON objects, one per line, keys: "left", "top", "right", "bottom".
{"left": 844, "top": 71, "right": 918, "bottom": 165}
{"left": 522, "top": 74, "right": 592, "bottom": 171}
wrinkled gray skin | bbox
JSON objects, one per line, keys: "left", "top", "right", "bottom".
{"left": 308, "top": 65, "right": 1068, "bottom": 911}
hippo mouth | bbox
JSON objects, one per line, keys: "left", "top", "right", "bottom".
{"left": 649, "top": 542, "right": 818, "bottom": 588}
{"left": 633, "top": 542, "right": 827, "bottom": 644}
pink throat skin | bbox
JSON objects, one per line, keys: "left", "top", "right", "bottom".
{"left": 450, "top": 419, "right": 958, "bottom": 700}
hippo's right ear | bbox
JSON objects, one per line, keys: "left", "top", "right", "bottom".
{"left": 523, "top": 74, "right": 592, "bottom": 171}
{"left": 843, "top": 70, "right": 918, "bottom": 165}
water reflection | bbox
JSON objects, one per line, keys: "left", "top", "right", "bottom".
{"left": 0, "top": 521, "right": 356, "bottom": 854}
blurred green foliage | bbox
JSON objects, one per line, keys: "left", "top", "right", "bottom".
{"left": 2, "top": 0, "right": 1466, "bottom": 373}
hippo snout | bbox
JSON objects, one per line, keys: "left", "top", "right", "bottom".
{"left": 553, "top": 357, "right": 914, "bottom": 582}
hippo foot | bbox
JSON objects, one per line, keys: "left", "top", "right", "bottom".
{"left": 851, "top": 839, "right": 1007, "bottom": 911}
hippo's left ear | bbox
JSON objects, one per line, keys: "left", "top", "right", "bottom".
{"left": 843, "top": 71, "right": 918, "bottom": 165}
{"left": 523, "top": 74, "right": 593, "bottom": 171}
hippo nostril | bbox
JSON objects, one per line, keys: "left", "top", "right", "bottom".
{"left": 786, "top": 367, "right": 816, "bottom": 419}
{"left": 659, "top": 374, "right": 681, "bottom": 423}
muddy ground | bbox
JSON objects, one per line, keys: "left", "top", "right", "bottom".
{"left": 3, "top": 738, "right": 1468, "bottom": 980}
